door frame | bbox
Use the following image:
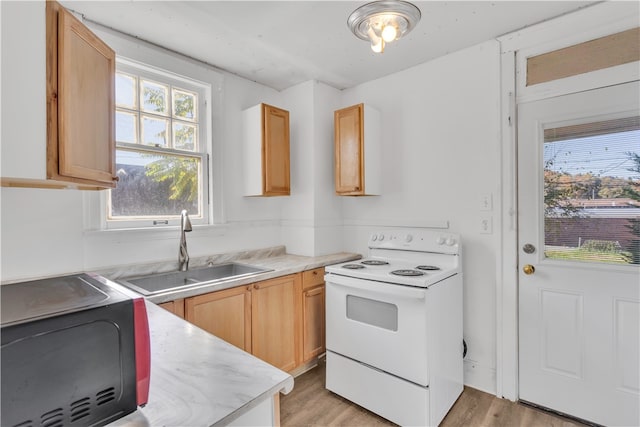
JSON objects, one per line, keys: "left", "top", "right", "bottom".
{"left": 495, "top": 2, "right": 639, "bottom": 401}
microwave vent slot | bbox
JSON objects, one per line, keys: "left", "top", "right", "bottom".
{"left": 9, "top": 386, "right": 118, "bottom": 427}
{"left": 40, "top": 408, "right": 63, "bottom": 427}
{"left": 96, "top": 387, "right": 116, "bottom": 406}
{"left": 69, "top": 397, "right": 91, "bottom": 423}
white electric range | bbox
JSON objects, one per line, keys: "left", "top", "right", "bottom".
{"left": 325, "top": 228, "right": 463, "bottom": 426}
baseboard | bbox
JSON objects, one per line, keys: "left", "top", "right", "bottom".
{"left": 463, "top": 359, "right": 496, "bottom": 395}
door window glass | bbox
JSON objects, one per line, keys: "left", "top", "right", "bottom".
{"left": 543, "top": 116, "right": 640, "bottom": 265}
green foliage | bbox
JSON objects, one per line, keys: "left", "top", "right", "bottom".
{"left": 545, "top": 248, "right": 632, "bottom": 265}
{"left": 580, "top": 239, "right": 621, "bottom": 252}
{"left": 144, "top": 156, "right": 199, "bottom": 203}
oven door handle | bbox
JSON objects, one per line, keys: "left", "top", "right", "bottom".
{"left": 325, "top": 274, "right": 426, "bottom": 300}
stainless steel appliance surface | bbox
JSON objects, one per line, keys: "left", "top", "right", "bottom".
{"left": 1, "top": 273, "right": 150, "bottom": 427}
{"left": 325, "top": 228, "right": 463, "bottom": 427}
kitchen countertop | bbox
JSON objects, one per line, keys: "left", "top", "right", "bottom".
{"left": 101, "top": 248, "right": 361, "bottom": 426}
{"left": 99, "top": 246, "right": 361, "bottom": 304}
{"left": 110, "top": 300, "right": 294, "bottom": 426}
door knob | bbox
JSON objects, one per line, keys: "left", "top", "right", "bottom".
{"left": 523, "top": 264, "right": 535, "bottom": 275}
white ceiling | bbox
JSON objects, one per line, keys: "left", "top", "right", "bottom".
{"left": 62, "top": 1, "right": 597, "bottom": 91}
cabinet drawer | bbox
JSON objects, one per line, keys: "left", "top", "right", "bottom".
{"left": 302, "top": 267, "right": 325, "bottom": 290}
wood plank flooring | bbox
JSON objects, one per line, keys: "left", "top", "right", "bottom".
{"left": 281, "top": 358, "right": 590, "bottom": 427}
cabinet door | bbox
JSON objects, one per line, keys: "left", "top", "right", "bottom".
{"left": 334, "top": 104, "right": 364, "bottom": 195}
{"left": 302, "top": 285, "right": 325, "bottom": 363}
{"left": 262, "top": 104, "right": 290, "bottom": 195}
{"left": 158, "top": 298, "right": 185, "bottom": 318}
{"left": 252, "top": 274, "right": 300, "bottom": 371}
{"left": 52, "top": 4, "right": 116, "bottom": 187}
{"left": 185, "top": 286, "right": 252, "bottom": 352}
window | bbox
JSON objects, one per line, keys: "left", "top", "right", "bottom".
{"left": 543, "top": 116, "right": 640, "bottom": 265}
{"left": 109, "top": 60, "right": 210, "bottom": 228}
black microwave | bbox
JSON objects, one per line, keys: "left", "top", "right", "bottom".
{"left": 1, "top": 273, "right": 150, "bottom": 427}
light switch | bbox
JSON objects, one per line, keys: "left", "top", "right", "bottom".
{"left": 479, "top": 194, "right": 492, "bottom": 211}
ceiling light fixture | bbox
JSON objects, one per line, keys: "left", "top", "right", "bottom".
{"left": 348, "top": 0, "right": 421, "bottom": 54}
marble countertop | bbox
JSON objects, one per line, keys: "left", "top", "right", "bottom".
{"left": 99, "top": 246, "right": 361, "bottom": 304}
{"left": 110, "top": 301, "right": 294, "bottom": 427}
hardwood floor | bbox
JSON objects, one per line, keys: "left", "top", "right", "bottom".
{"left": 281, "top": 358, "right": 590, "bottom": 427}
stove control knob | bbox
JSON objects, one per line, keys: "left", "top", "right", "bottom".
{"left": 371, "top": 234, "right": 378, "bottom": 241}
{"left": 405, "top": 234, "right": 413, "bottom": 243}
{"left": 378, "top": 233, "right": 385, "bottom": 241}
{"left": 446, "top": 237, "right": 457, "bottom": 246}
{"left": 436, "top": 236, "right": 446, "bottom": 245}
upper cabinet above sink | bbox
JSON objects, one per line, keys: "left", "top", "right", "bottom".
{"left": 1, "top": 1, "right": 117, "bottom": 190}
{"left": 242, "top": 103, "right": 291, "bottom": 196}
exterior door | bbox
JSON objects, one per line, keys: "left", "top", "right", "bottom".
{"left": 518, "top": 81, "right": 640, "bottom": 426}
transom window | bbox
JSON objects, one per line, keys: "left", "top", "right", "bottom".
{"left": 108, "top": 60, "right": 210, "bottom": 228}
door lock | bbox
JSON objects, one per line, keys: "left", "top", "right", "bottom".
{"left": 523, "top": 264, "right": 535, "bottom": 275}
{"left": 522, "top": 243, "right": 536, "bottom": 254}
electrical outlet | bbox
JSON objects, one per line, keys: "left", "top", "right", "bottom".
{"left": 479, "top": 193, "right": 492, "bottom": 211}
{"left": 480, "top": 216, "right": 492, "bottom": 234}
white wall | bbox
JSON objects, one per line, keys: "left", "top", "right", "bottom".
{"left": 339, "top": 40, "right": 502, "bottom": 393}
{"left": 2, "top": 0, "right": 503, "bottom": 395}
{"left": 0, "top": 9, "right": 289, "bottom": 281}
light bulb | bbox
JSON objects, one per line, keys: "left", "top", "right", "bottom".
{"left": 367, "top": 23, "right": 384, "bottom": 53}
{"left": 370, "top": 38, "right": 384, "bottom": 53}
{"left": 381, "top": 24, "right": 397, "bottom": 42}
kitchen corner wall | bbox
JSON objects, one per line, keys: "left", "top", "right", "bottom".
{"left": 338, "top": 40, "right": 502, "bottom": 394}
{"left": 280, "top": 81, "right": 344, "bottom": 256}
{"left": 1, "top": 2, "right": 500, "bottom": 395}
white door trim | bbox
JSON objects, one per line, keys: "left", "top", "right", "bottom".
{"left": 496, "top": 1, "right": 639, "bottom": 401}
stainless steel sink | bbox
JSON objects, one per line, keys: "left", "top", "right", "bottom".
{"left": 118, "top": 262, "right": 272, "bottom": 296}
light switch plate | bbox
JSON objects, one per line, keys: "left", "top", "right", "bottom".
{"left": 480, "top": 216, "right": 492, "bottom": 234}
{"left": 479, "top": 194, "right": 492, "bottom": 211}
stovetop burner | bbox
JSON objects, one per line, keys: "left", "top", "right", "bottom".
{"left": 361, "top": 260, "right": 390, "bottom": 266}
{"left": 390, "top": 269, "right": 425, "bottom": 277}
{"left": 416, "top": 265, "right": 441, "bottom": 271}
{"left": 342, "top": 264, "right": 366, "bottom": 270}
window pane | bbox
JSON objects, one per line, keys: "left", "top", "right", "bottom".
{"left": 173, "top": 89, "right": 197, "bottom": 121}
{"left": 142, "top": 116, "right": 169, "bottom": 147}
{"left": 543, "top": 118, "right": 640, "bottom": 265}
{"left": 111, "top": 150, "right": 200, "bottom": 218}
{"left": 116, "top": 73, "right": 136, "bottom": 108}
{"left": 116, "top": 111, "right": 137, "bottom": 144}
{"left": 173, "top": 122, "right": 197, "bottom": 151}
{"left": 141, "top": 79, "right": 168, "bottom": 114}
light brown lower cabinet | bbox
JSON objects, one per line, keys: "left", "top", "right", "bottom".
{"left": 164, "top": 268, "right": 325, "bottom": 373}
{"left": 251, "top": 274, "right": 301, "bottom": 372}
{"left": 185, "top": 286, "right": 252, "bottom": 352}
{"left": 158, "top": 298, "right": 185, "bottom": 319}
{"left": 302, "top": 285, "right": 325, "bottom": 363}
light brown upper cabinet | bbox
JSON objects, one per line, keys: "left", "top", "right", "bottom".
{"left": 243, "top": 103, "right": 291, "bottom": 196}
{"left": 0, "top": 1, "right": 117, "bottom": 190}
{"left": 334, "top": 103, "right": 381, "bottom": 196}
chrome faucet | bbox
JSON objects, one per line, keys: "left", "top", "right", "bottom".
{"left": 178, "top": 210, "right": 192, "bottom": 271}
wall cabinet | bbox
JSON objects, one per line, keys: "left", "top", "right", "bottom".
{"left": 242, "top": 103, "right": 290, "bottom": 196}
{"left": 334, "top": 103, "right": 381, "bottom": 196}
{"left": 178, "top": 268, "right": 325, "bottom": 373}
{"left": 0, "top": 1, "right": 116, "bottom": 190}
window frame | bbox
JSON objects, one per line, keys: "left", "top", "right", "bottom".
{"left": 106, "top": 58, "right": 212, "bottom": 229}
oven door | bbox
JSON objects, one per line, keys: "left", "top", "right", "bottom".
{"left": 325, "top": 273, "right": 429, "bottom": 386}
